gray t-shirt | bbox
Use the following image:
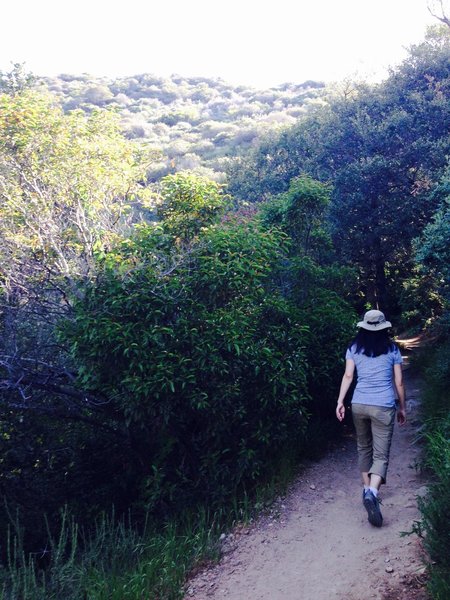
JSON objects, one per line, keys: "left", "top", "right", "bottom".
{"left": 345, "top": 344, "right": 403, "bottom": 408}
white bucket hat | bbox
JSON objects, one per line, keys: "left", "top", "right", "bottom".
{"left": 357, "top": 309, "right": 392, "bottom": 331}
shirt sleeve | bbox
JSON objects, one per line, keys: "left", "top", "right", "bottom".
{"left": 392, "top": 346, "right": 403, "bottom": 364}
{"left": 345, "top": 346, "right": 354, "bottom": 360}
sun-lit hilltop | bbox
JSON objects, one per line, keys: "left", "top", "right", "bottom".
{"left": 41, "top": 73, "right": 325, "bottom": 181}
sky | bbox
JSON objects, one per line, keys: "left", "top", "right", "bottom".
{"left": 0, "top": 0, "right": 443, "bottom": 88}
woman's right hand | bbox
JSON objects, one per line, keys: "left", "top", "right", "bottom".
{"left": 336, "top": 402, "right": 345, "bottom": 422}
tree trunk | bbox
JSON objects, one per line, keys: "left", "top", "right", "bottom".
{"left": 374, "top": 245, "right": 387, "bottom": 310}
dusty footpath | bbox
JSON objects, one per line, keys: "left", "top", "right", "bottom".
{"left": 184, "top": 365, "right": 430, "bottom": 600}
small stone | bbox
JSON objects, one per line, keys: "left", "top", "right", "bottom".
{"left": 416, "top": 486, "right": 428, "bottom": 498}
{"left": 385, "top": 566, "right": 394, "bottom": 573}
{"left": 385, "top": 558, "right": 390, "bottom": 563}
{"left": 219, "top": 533, "right": 226, "bottom": 541}
{"left": 310, "top": 484, "right": 316, "bottom": 490}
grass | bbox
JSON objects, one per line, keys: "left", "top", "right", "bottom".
{"left": 415, "top": 335, "right": 450, "bottom": 600}
{"left": 0, "top": 444, "right": 308, "bottom": 600}
{"left": 0, "top": 507, "right": 223, "bottom": 600}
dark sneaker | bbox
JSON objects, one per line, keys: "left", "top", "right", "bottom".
{"left": 363, "top": 490, "right": 383, "bottom": 527}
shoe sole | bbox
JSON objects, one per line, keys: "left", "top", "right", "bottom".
{"left": 363, "top": 495, "right": 383, "bottom": 527}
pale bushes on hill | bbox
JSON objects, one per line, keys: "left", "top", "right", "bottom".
{"left": 205, "top": 99, "right": 232, "bottom": 119}
{"left": 248, "top": 91, "right": 280, "bottom": 104}
{"left": 147, "top": 160, "right": 171, "bottom": 181}
{"left": 192, "top": 139, "right": 216, "bottom": 154}
{"left": 113, "top": 92, "right": 133, "bottom": 106}
{"left": 286, "top": 105, "right": 310, "bottom": 118}
{"left": 166, "top": 139, "right": 194, "bottom": 158}
{"left": 200, "top": 120, "right": 238, "bottom": 140}
{"left": 138, "top": 84, "right": 176, "bottom": 104}
{"left": 229, "top": 125, "right": 260, "bottom": 146}
{"left": 115, "top": 76, "right": 140, "bottom": 95}
{"left": 207, "top": 155, "right": 234, "bottom": 176}
{"left": 177, "top": 133, "right": 201, "bottom": 147}
{"left": 58, "top": 72, "right": 92, "bottom": 83}
{"left": 174, "top": 120, "right": 193, "bottom": 131}
{"left": 263, "top": 111, "right": 297, "bottom": 125}
{"left": 45, "top": 77, "right": 64, "bottom": 93}
{"left": 136, "top": 97, "right": 163, "bottom": 111}
{"left": 124, "top": 123, "right": 148, "bottom": 139}
{"left": 138, "top": 74, "right": 166, "bottom": 87}
{"left": 121, "top": 115, "right": 153, "bottom": 139}
{"left": 159, "top": 110, "right": 198, "bottom": 126}
{"left": 151, "top": 121, "right": 171, "bottom": 138}
{"left": 190, "top": 84, "right": 219, "bottom": 102}
{"left": 36, "top": 71, "right": 327, "bottom": 181}
{"left": 174, "top": 152, "right": 202, "bottom": 171}
{"left": 82, "top": 85, "right": 115, "bottom": 105}
{"left": 228, "top": 102, "right": 261, "bottom": 118}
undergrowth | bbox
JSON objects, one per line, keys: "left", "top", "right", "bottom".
{"left": 415, "top": 335, "right": 450, "bottom": 600}
{"left": 0, "top": 444, "right": 309, "bottom": 600}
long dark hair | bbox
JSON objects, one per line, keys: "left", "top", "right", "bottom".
{"left": 349, "top": 328, "right": 396, "bottom": 358}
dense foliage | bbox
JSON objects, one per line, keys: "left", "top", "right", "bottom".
{"left": 57, "top": 174, "right": 353, "bottom": 516}
{"left": 416, "top": 337, "right": 450, "bottom": 600}
{"left": 0, "top": 23, "right": 449, "bottom": 599}
{"left": 0, "top": 104, "right": 353, "bottom": 550}
{"left": 412, "top": 159, "right": 450, "bottom": 600}
{"left": 228, "top": 27, "right": 450, "bottom": 316}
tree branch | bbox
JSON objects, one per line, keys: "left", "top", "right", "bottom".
{"left": 428, "top": 0, "right": 450, "bottom": 27}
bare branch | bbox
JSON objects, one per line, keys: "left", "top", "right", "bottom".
{"left": 4, "top": 401, "right": 128, "bottom": 439}
{"left": 428, "top": 0, "right": 450, "bottom": 27}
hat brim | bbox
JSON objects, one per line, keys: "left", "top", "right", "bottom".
{"left": 357, "top": 321, "right": 392, "bottom": 331}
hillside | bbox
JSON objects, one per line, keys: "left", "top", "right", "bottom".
{"left": 40, "top": 73, "right": 326, "bottom": 181}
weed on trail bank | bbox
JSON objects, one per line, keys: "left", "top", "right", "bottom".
{"left": 0, "top": 507, "right": 222, "bottom": 600}
{"left": 414, "top": 338, "right": 450, "bottom": 600}
{"left": 0, "top": 448, "right": 307, "bottom": 600}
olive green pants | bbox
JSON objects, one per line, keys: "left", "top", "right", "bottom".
{"left": 351, "top": 403, "right": 396, "bottom": 484}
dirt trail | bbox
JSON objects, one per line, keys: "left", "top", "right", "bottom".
{"left": 184, "top": 364, "right": 429, "bottom": 600}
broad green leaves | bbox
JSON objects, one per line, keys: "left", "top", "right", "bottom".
{"left": 62, "top": 217, "right": 311, "bottom": 510}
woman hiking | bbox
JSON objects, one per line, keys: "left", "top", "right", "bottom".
{"left": 336, "top": 309, "right": 407, "bottom": 527}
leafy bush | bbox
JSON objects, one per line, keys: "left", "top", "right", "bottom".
{"left": 61, "top": 217, "right": 312, "bottom": 513}
{"left": 418, "top": 336, "right": 450, "bottom": 599}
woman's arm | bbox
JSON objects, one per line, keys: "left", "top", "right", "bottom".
{"left": 336, "top": 358, "right": 355, "bottom": 422}
{"left": 394, "top": 363, "right": 406, "bottom": 425}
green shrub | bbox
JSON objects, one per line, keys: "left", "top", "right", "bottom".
{"left": 418, "top": 336, "right": 450, "bottom": 599}
{"left": 61, "top": 218, "right": 313, "bottom": 514}
{"left": 61, "top": 207, "right": 355, "bottom": 515}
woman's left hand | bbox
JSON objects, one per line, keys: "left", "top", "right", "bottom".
{"left": 397, "top": 408, "right": 406, "bottom": 426}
